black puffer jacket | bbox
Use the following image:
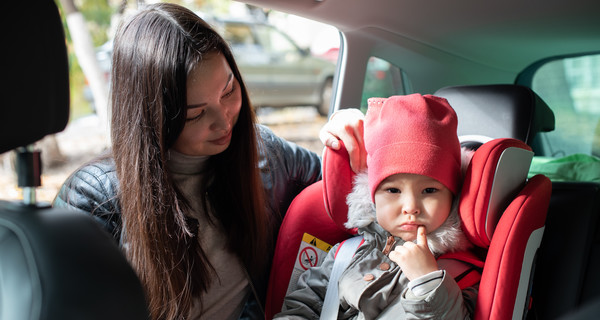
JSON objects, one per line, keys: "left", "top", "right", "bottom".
{"left": 52, "top": 125, "right": 322, "bottom": 318}
{"left": 53, "top": 124, "right": 322, "bottom": 242}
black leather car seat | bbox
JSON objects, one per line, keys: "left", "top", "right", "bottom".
{"left": 0, "top": 1, "right": 149, "bottom": 319}
{"left": 435, "top": 84, "right": 555, "bottom": 151}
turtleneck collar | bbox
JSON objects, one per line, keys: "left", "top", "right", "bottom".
{"left": 167, "top": 149, "right": 210, "bottom": 175}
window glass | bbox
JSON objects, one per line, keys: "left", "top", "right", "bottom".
{"left": 0, "top": 2, "right": 339, "bottom": 202}
{"left": 531, "top": 54, "right": 600, "bottom": 157}
{"left": 222, "top": 23, "right": 268, "bottom": 65}
{"left": 223, "top": 23, "right": 255, "bottom": 47}
{"left": 254, "top": 24, "right": 300, "bottom": 61}
{"left": 360, "top": 57, "right": 411, "bottom": 113}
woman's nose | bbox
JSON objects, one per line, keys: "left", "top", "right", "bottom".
{"left": 211, "top": 106, "right": 231, "bottom": 131}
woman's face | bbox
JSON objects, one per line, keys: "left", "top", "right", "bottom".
{"left": 172, "top": 52, "right": 242, "bottom": 156}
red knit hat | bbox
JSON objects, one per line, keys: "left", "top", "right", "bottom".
{"left": 365, "top": 94, "right": 461, "bottom": 200}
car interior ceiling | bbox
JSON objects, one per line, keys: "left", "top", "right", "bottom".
{"left": 242, "top": 0, "right": 600, "bottom": 73}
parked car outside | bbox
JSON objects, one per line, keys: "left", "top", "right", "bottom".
{"left": 215, "top": 17, "right": 336, "bottom": 115}
{"left": 89, "top": 16, "right": 336, "bottom": 116}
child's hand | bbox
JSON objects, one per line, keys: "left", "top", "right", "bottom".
{"left": 388, "top": 226, "right": 439, "bottom": 281}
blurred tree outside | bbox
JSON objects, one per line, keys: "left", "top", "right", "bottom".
{"left": 57, "top": 0, "right": 111, "bottom": 128}
{"left": 56, "top": 0, "right": 112, "bottom": 123}
{"left": 56, "top": 0, "right": 233, "bottom": 124}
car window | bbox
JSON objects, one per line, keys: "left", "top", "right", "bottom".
{"left": 360, "top": 57, "right": 411, "bottom": 113}
{"left": 0, "top": 4, "right": 340, "bottom": 203}
{"left": 254, "top": 24, "right": 301, "bottom": 61}
{"left": 223, "top": 23, "right": 269, "bottom": 65}
{"left": 526, "top": 53, "right": 600, "bottom": 158}
{"left": 223, "top": 23, "right": 255, "bottom": 46}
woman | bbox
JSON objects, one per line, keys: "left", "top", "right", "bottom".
{"left": 53, "top": 3, "right": 364, "bottom": 320}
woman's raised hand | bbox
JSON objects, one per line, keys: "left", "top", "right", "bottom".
{"left": 319, "top": 108, "right": 367, "bottom": 173}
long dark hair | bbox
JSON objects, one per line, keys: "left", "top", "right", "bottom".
{"left": 110, "top": 3, "right": 270, "bottom": 319}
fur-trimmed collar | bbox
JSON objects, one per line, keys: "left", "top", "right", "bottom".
{"left": 344, "top": 148, "right": 474, "bottom": 256}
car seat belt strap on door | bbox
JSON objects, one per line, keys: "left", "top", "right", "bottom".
{"left": 320, "top": 235, "right": 363, "bottom": 320}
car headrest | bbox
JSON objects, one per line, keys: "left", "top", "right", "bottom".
{"left": 322, "top": 138, "right": 534, "bottom": 247}
{"left": 434, "top": 84, "right": 555, "bottom": 147}
{"left": 459, "top": 138, "right": 533, "bottom": 248}
{"left": 1, "top": 0, "right": 70, "bottom": 154}
{"left": 322, "top": 141, "right": 356, "bottom": 233}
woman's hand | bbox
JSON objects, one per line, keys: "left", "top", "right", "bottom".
{"left": 319, "top": 108, "right": 367, "bottom": 173}
{"left": 388, "top": 226, "right": 439, "bottom": 281}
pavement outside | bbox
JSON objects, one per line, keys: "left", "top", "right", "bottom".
{"left": 0, "top": 106, "right": 326, "bottom": 204}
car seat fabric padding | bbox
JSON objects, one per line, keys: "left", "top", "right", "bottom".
{"left": 265, "top": 181, "right": 352, "bottom": 319}
{"left": 460, "top": 139, "right": 533, "bottom": 248}
{"left": 322, "top": 141, "right": 356, "bottom": 231}
{"left": 474, "top": 174, "right": 551, "bottom": 320}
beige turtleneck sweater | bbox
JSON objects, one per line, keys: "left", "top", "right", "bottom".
{"left": 167, "top": 150, "right": 249, "bottom": 320}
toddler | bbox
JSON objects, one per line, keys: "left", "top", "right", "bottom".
{"left": 275, "top": 94, "right": 477, "bottom": 319}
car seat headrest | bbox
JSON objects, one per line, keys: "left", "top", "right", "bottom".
{"left": 459, "top": 139, "right": 533, "bottom": 248}
{"left": 1, "top": 1, "right": 69, "bottom": 154}
{"left": 322, "top": 141, "right": 356, "bottom": 233}
{"left": 435, "top": 84, "right": 555, "bottom": 146}
{"left": 322, "top": 138, "right": 534, "bottom": 248}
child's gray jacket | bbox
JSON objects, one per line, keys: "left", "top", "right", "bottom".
{"left": 275, "top": 171, "right": 478, "bottom": 320}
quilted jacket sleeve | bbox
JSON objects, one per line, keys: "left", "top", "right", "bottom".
{"left": 399, "top": 272, "right": 478, "bottom": 319}
{"left": 257, "top": 124, "right": 322, "bottom": 219}
{"left": 52, "top": 156, "right": 122, "bottom": 242}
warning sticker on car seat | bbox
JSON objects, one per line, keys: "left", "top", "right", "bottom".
{"left": 286, "top": 233, "right": 332, "bottom": 296}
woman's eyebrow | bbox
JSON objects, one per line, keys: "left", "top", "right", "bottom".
{"left": 187, "top": 73, "right": 234, "bottom": 109}
{"left": 222, "top": 73, "right": 233, "bottom": 91}
{"left": 187, "top": 103, "right": 206, "bottom": 109}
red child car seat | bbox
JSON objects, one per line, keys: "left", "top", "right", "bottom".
{"left": 265, "top": 138, "right": 551, "bottom": 320}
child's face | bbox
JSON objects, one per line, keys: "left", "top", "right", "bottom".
{"left": 374, "top": 173, "right": 453, "bottom": 242}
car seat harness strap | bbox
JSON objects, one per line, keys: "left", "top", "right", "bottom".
{"left": 321, "top": 235, "right": 483, "bottom": 318}
{"left": 321, "top": 235, "right": 362, "bottom": 320}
